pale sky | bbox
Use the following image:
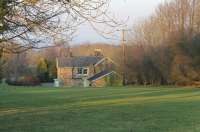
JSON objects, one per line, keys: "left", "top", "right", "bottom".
{"left": 73, "top": 0, "right": 165, "bottom": 44}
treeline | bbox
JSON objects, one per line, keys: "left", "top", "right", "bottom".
{"left": 124, "top": 0, "right": 200, "bottom": 86}
{"left": 0, "top": 49, "right": 58, "bottom": 85}
{"left": 0, "top": 43, "right": 119, "bottom": 85}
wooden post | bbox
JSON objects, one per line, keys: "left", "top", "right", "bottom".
{"left": 121, "top": 29, "right": 126, "bottom": 86}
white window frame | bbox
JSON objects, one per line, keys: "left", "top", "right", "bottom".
{"left": 77, "top": 67, "right": 83, "bottom": 75}
{"left": 77, "top": 67, "right": 89, "bottom": 76}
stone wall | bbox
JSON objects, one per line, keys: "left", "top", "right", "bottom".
{"left": 92, "top": 77, "right": 107, "bottom": 87}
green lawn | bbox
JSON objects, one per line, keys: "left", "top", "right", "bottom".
{"left": 0, "top": 85, "right": 200, "bottom": 132}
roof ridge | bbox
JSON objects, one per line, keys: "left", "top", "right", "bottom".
{"left": 57, "top": 56, "right": 103, "bottom": 67}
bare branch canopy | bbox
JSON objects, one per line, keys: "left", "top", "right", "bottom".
{"left": 0, "top": 0, "right": 121, "bottom": 53}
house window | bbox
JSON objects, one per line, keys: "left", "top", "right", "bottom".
{"left": 83, "top": 68, "right": 88, "bottom": 75}
{"left": 77, "top": 68, "right": 88, "bottom": 75}
{"left": 77, "top": 68, "right": 83, "bottom": 75}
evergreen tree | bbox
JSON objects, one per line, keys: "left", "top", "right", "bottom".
{"left": 37, "top": 58, "right": 48, "bottom": 82}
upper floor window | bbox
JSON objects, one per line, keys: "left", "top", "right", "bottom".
{"left": 77, "top": 67, "right": 88, "bottom": 75}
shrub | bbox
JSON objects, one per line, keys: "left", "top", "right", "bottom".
{"left": 105, "top": 73, "right": 123, "bottom": 86}
{"left": 6, "top": 76, "right": 40, "bottom": 86}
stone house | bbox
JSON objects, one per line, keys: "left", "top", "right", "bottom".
{"left": 56, "top": 56, "right": 121, "bottom": 87}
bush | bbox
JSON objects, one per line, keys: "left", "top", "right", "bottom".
{"left": 105, "top": 73, "right": 123, "bottom": 86}
{"left": 6, "top": 76, "right": 40, "bottom": 86}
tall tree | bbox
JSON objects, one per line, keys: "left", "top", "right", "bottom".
{"left": 125, "top": 0, "right": 200, "bottom": 86}
{"left": 0, "top": 0, "right": 120, "bottom": 53}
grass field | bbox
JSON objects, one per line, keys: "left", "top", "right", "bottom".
{"left": 1, "top": 85, "right": 200, "bottom": 132}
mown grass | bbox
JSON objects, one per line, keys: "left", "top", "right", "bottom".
{"left": 0, "top": 85, "right": 200, "bottom": 132}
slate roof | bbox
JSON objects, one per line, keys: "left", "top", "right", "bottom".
{"left": 57, "top": 56, "right": 103, "bottom": 67}
{"left": 88, "top": 70, "right": 113, "bottom": 81}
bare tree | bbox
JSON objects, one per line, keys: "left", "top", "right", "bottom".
{"left": 0, "top": 0, "right": 121, "bottom": 53}
{"left": 124, "top": 0, "right": 200, "bottom": 86}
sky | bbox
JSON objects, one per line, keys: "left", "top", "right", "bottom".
{"left": 73, "top": 0, "right": 165, "bottom": 44}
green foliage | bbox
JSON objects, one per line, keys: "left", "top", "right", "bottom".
{"left": 37, "top": 58, "right": 48, "bottom": 82}
{"left": 36, "top": 58, "right": 57, "bottom": 82}
{"left": 47, "top": 60, "right": 57, "bottom": 81}
{"left": 105, "top": 73, "right": 122, "bottom": 86}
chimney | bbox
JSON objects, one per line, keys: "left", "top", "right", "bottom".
{"left": 94, "top": 49, "right": 103, "bottom": 57}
